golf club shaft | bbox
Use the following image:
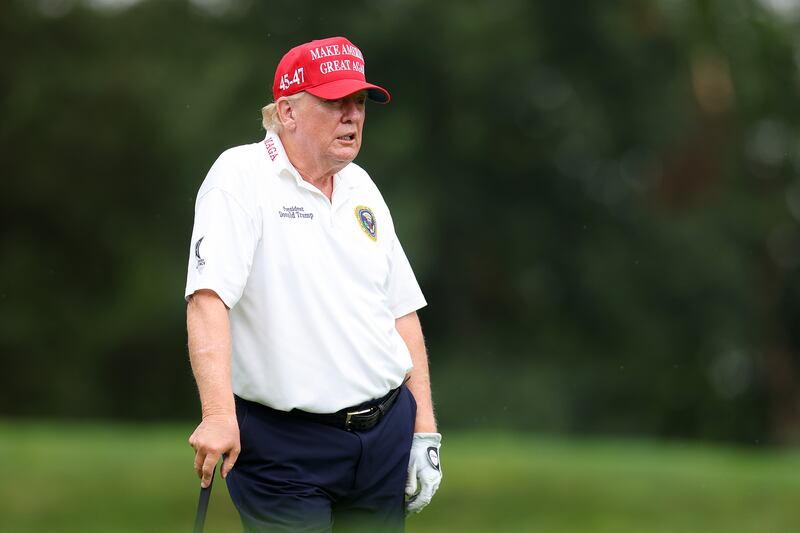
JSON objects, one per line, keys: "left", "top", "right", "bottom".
{"left": 193, "top": 464, "right": 216, "bottom": 533}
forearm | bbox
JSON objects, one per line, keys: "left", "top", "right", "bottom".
{"left": 187, "top": 289, "right": 235, "bottom": 417}
{"left": 396, "top": 311, "right": 437, "bottom": 433}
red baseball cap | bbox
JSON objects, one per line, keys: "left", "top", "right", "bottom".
{"left": 272, "top": 36, "right": 390, "bottom": 104}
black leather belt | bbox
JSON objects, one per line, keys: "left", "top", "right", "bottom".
{"left": 289, "top": 386, "right": 403, "bottom": 432}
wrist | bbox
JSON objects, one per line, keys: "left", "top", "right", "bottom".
{"left": 201, "top": 405, "right": 236, "bottom": 419}
{"left": 414, "top": 413, "right": 437, "bottom": 433}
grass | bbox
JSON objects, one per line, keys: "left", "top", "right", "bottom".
{"left": 1, "top": 421, "right": 799, "bottom": 532}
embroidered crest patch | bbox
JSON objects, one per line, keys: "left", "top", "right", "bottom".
{"left": 355, "top": 205, "right": 377, "bottom": 241}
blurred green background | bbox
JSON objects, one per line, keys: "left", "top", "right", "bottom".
{"left": 2, "top": 0, "right": 800, "bottom": 531}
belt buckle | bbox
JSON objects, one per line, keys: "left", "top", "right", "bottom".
{"left": 344, "top": 407, "right": 373, "bottom": 431}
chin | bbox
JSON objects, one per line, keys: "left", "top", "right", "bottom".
{"left": 333, "top": 149, "right": 359, "bottom": 163}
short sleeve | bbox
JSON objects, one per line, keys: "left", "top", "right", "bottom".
{"left": 184, "top": 188, "right": 260, "bottom": 308}
{"left": 385, "top": 236, "right": 427, "bottom": 318}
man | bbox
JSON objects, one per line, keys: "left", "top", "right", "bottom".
{"left": 184, "top": 36, "right": 442, "bottom": 532}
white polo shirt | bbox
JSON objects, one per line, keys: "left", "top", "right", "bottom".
{"left": 185, "top": 131, "right": 426, "bottom": 413}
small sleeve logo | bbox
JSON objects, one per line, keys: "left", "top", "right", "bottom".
{"left": 355, "top": 205, "right": 377, "bottom": 241}
{"left": 194, "top": 236, "right": 206, "bottom": 273}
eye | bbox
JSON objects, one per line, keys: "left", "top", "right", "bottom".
{"left": 322, "top": 94, "right": 366, "bottom": 108}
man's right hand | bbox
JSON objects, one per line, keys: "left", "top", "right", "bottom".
{"left": 188, "top": 413, "right": 241, "bottom": 488}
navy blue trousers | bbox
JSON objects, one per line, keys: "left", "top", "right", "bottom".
{"left": 226, "top": 386, "right": 416, "bottom": 533}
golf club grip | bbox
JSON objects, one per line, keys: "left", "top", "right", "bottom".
{"left": 193, "top": 464, "right": 216, "bottom": 533}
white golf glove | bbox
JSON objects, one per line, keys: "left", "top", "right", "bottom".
{"left": 405, "top": 432, "right": 442, "bottom": 514}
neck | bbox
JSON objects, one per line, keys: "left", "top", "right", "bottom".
{"left": 279, "top": 132, "right": 342, "bottom": 200}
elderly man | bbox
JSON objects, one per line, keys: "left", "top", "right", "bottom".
{"left": 184, "top": 36, "right": 441, "bottom": 532}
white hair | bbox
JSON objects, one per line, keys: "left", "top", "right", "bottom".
{"left": 261, "top": 92, "right": 306, "bottom": 133}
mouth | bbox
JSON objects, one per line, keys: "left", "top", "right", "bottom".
{"left": 337, "top": 134, "right": 356, "bottom": 142}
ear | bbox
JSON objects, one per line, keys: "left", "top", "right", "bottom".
{"left": 276, "top": 96, "right": 299, "bottom": 132}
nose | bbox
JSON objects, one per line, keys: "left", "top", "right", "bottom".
{"left": 341, "top": 97, "right": 365, "bottom": 122}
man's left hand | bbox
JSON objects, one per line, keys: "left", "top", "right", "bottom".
{"left": 405, "top": 432, "right": 442, "bottom": 513}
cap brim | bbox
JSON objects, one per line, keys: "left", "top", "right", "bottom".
{"left": 306, "top": 79, "right": 390, "bottom": 104}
